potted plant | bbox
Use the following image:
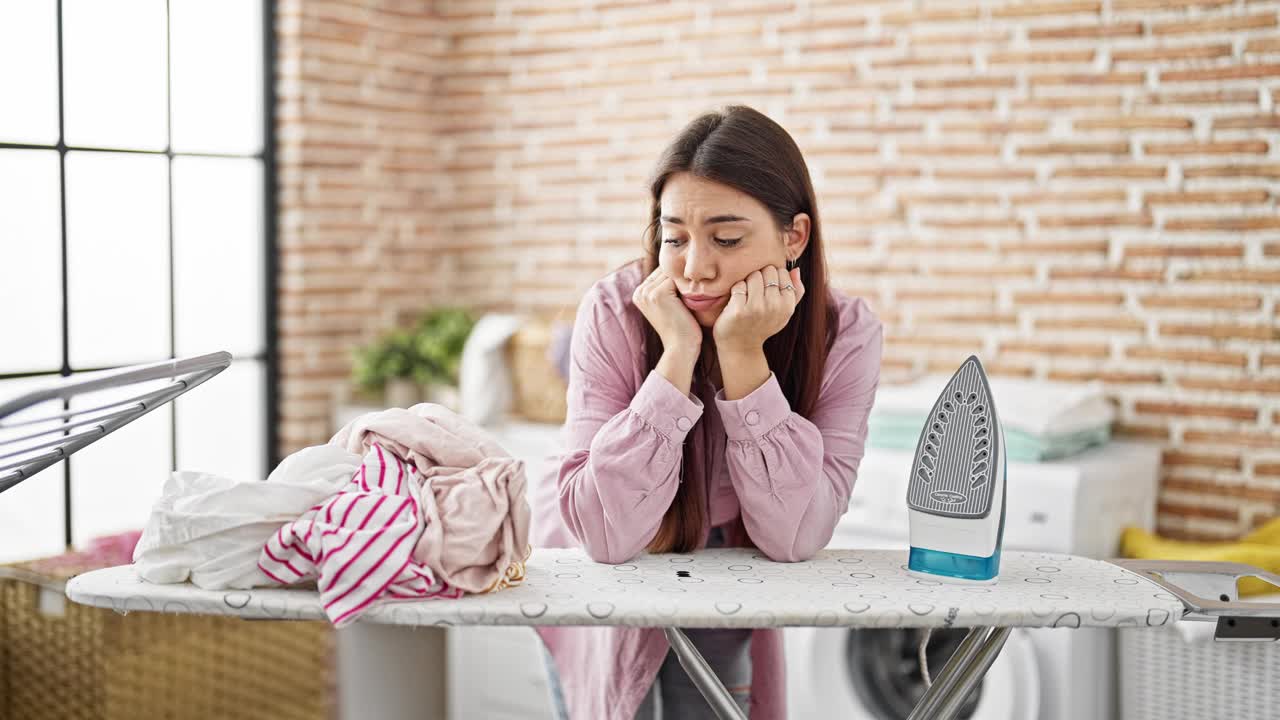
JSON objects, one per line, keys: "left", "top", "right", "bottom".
{"left": 350, "top": 309, "right": 475, "bottom": 409}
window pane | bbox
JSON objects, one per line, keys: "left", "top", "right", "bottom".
{"left": 173, "top": 156, "right": 264, "bottom": 357}
{"left": 68, "top": 376, "right": 171, "bottom": 546}
{"left": 0, "top": 150, "right": 62, "bottom": 373}
{"left": 0, "top": 2, "right": 59, "bottom": 145}
{"left": 175, "top": 358, "right": 265, "bottom": 483}
{"left": 170, "top": 0, "right": 264, "bottom": 155}
{"left": 62, "top": 0, "right": 167, "bottom": 151}
{"left": 65, "top": 151, "right": 170, "bottom": 368}
{"left": 0, "top": 377, "right": 67, "bottom": 562}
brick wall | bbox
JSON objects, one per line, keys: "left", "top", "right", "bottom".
{"left": 277, "top": 0, "right": 1280, "bottom": 541}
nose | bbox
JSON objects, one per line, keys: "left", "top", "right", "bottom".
{"left": 682, "top": 239, "right": 716, "bottom": 284}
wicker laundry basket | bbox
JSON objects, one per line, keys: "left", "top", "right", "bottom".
{"left": 0, "top": 559, "right": 335, "bottom": 720}
{"left": 507, "top": 316, "right": 569, "bottom": 424}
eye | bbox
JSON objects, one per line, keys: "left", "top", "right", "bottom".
{"left": 662, "top": 237, "right": 684, "bottom": 246}
{"left": 714, "top": 237, "right": 743, "bottom": 247}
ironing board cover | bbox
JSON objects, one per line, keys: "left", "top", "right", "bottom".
{"left": 66, "top": 548, "right": 1184, "bottom": 630}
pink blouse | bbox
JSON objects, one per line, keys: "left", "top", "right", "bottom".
{"left": 531, "top": 262, "right": 883, "bottom": 719}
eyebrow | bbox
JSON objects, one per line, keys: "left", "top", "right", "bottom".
{"left": 659, "top": 214, "right": 752, "bottom": 226}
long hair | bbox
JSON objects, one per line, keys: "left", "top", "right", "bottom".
{"left": 641, "top": 105, "right": 836, "bottom": 554}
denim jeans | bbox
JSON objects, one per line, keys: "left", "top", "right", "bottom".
{"left": 542, "top": 526, "right": 753, "bottom": 719}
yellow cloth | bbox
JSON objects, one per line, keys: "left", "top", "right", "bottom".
{"left": 1120, "top": 517, "right": 1280, "bottom": 597}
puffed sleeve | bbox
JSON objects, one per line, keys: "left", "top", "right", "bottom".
{"left": 714, "top": 300, "right": 883, "bottom": 562}
{"left": 556, "top": 284, "right": 703, "bottom": 564}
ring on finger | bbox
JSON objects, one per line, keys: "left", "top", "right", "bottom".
{"left": 765, "top": 281, "right": 780, "bottom": 288}
{"left": 781, "top": 285, "right": 795, "bottom": 291}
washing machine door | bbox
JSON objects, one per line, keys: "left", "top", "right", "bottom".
{"left": 791, "top": 627, "right": 1040, "bottom": 720}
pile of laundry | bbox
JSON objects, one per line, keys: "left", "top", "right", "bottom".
{"left": 132, "top": 403, "right": 531, "bottom": 627}
{"left": 869, "top": 373, "right": 1116, "bottom": 461}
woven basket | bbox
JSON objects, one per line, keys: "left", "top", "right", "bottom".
{"left": 507, "top": 317, "right": 569, "bottom": 424}
{"left": 0, "top": 561, "right": 334, "bottom": 720}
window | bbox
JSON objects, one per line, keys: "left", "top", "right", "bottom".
{"left": 0, "top": 0, "right": 276, "bottom": 561}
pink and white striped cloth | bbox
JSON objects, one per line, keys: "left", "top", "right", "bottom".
{"left": 258, "top": 442, "right": 461, "bottom": 626}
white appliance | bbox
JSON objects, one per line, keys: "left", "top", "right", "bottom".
{"left": 786, "top": 441, "right": 1161, "bottom": 720}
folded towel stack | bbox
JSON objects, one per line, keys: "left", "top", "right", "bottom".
{"left": 869, "top": 373, "right": 1116, "bottom": 461}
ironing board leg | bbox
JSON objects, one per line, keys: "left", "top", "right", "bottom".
{"left": 905, "top": 626, "right": 1012, "bottom": 720}
{"left": 663, "top": 627, "right": 749, "bottom": 720}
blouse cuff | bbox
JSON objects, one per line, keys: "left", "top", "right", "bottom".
{"left": 714, "top": 372, "right": 793, "bottom": 442}
{"left": 630, "top": 370, "right": 704, "bottom": 441}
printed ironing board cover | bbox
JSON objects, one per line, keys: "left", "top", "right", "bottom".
{"left": 67, "top": 548, "right": 1184, "bottom": 630}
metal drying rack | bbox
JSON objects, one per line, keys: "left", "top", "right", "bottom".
{"left": 0, "top": 351, "right": 232, "bottom": 494}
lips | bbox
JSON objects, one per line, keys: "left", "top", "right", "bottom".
{"left": 681, "top": 294, "right": 725, "bottom": 311}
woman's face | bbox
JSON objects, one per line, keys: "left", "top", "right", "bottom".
{"left": 657, "top": 172, "right": 807, "bottom": 328}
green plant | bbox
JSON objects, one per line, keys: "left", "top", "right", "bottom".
{"left": 351, "top": 308, "right": 475, "bottom": 393}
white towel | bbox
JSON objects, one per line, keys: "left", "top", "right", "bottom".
{"left": 458, "top": 314, "right": 525, "bottom": 427}
{"left": 132, "top": 445, "right": 362, "bottom": 589}
{"left": 873, "top": 374, "right": 1115, "bottom": 437}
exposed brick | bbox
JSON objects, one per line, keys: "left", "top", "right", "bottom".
{"left": 1013, "top": 291, "right": 1126, "bottom": 305}
{"left": 1052, "top": 165, "right": 1167, "bottom": 179}
{"left": 999, "top": 340, "right": 1111, "bottom": 357}
{"left": 1123, "top": 242, "right": 1245, "bottom": 259}
{"left": 1134, "top": 400, "right": 1259, "bottom": 422}
{"left": 1145, "top": 140, "right": 1269, "bottom": 156}
{"left": 1140, "top": 293, "right": 1263, "bottom": 311}
{"left": 273, "top": 0, "right": 1280, "bottom": 530}
{"left": 1125, "top": 346, "right": 1249, "bottom": 368}
{"left": 1145, "top": 189, "right": 1270, "bottom": 206}
{"left": 1164, "top": 216, "right": 1280, "bottom": 232}
{"left": 1074, "top": 115, "right": 1193, "bottom": 130}
{"left": 1160, "top": 322, "right": 1280, "bottom": 342}
{"left": 1113, "top": 0, "right": 1233, "bottom": 8}
{"left": 1018, "top": 140, "right": 1130, "bottom": 155}
{"left": 1162, "top": 64, "right": 1280, "bottom": 83}
{"left": 1111, "top": 44, "right": 1234, "bottom": 63}
{"left": 1182, "top": 163, "right": 1280, "bottom": 179}
{"left": 986, "top": 49, "right": 1094, "bottom": 64}
{"left": 1114, "top": 422, "right": 1172, "bottom": 441}
{"left": 1161, "top": 451, "right": 1244, "bottom": 472}
{"left": 1028, "top": 22, "right": 1143, "bottom": 39}
{"left": 1152, "top": 13, "right": 1278, "bottom": 37}
{"left": 1156, "top": 499, "right": 1239, "bottom": 524}
{"left": 990, "top": 1, "right": 1100, "bottom": 18}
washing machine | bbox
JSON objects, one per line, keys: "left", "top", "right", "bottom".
{"left": 785, "top": 441, "right": 1161, "bottom": 720}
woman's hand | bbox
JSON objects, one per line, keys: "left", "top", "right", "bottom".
{"left": 713, "top": 264, "right": 806, "bottom": 356}
{"left": 632, "top": 267, "right": 703, "bottom": 361}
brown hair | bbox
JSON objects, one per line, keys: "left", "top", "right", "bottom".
{"left": 640, "top": 105, "right": 836, "bottom": 554}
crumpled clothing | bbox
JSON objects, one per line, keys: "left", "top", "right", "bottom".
{"left": 133, "top": 445, "right": 362, "bottom": 589}
{"left": 258, "top": 443, "right": 460, "bottom": 626}
{"left": 330, "top": 402, "right": 532, "bottom": 594}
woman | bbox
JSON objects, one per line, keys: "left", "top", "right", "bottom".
{"left": 531, "top": 105, "right": 883, "bottom": 720}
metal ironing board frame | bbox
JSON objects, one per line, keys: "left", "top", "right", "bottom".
{"left": 669, "top": 559, "right": 1280, "bottom": 720}
{"left": 0, "top": 351, "right": 232, "bottom": 494}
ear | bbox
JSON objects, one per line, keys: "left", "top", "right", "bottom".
{"left": 784, "top": 212, "right": 811, "bottom": 262}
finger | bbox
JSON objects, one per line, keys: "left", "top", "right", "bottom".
{"left": 746, "top": 269, "right": 764, "bottom": 302}
{"left": 727, "top": 279, "right": 749, "bottom": 310}
{"left": 789, "top": 266, "right": 806, "bottom": 305}
{"left": 656, "top": 275, "right": 679, "bottom": 297}
{"left": 762, "top": 265, "right": 781, "bottom": 296}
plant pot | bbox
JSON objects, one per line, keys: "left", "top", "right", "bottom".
{"left": 384, "top": 378, "right": 421, "bottom": 409}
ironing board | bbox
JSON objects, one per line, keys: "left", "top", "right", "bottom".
{"left": 65, "top": 547, "right": 1280, "bottom": 720}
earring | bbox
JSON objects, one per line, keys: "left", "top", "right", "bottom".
{"left": 785, "top": 257, "right": 797, "bottom": 271}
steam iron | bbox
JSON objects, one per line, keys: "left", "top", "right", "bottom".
{"left": 906, "top": 355, "right": 1006, "bottom": 583}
